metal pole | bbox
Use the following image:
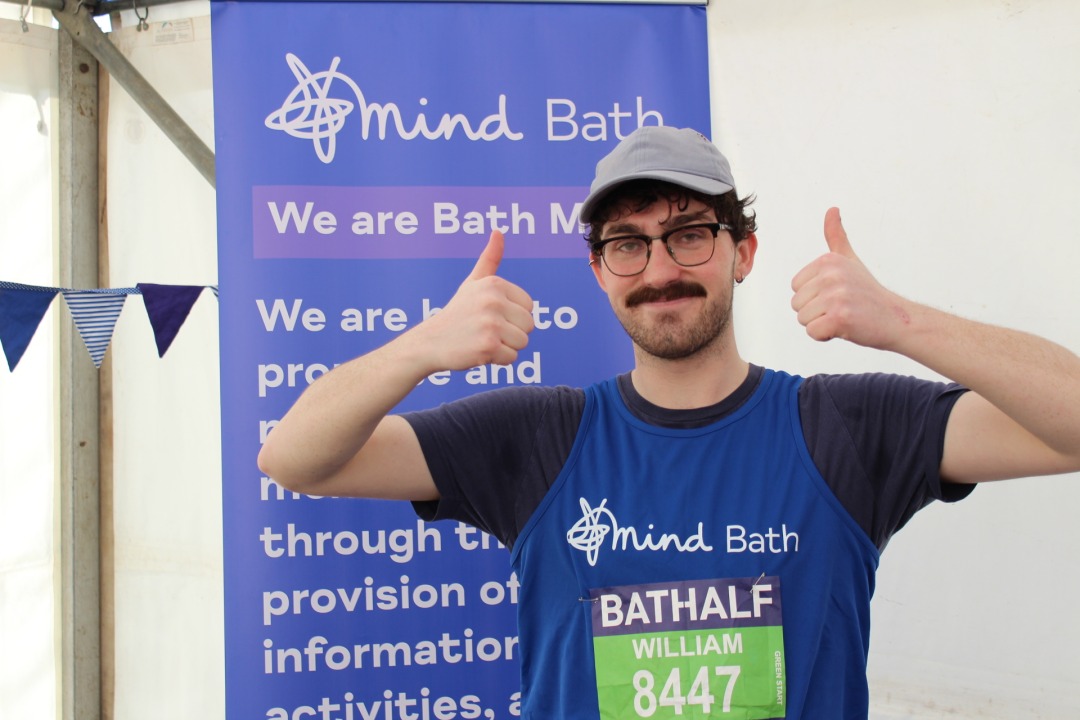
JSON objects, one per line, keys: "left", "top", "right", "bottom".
{"left": 52, "top": 3, "right": 217, "bottom": 188}
{"left": 0, "top": 0, "right": 63, "bottom": 10}
{"left": 57, "top": 23, "right": 102, "bottom": 720}
{"left": 92, "top": 0, "right": 186, "bottom": 16}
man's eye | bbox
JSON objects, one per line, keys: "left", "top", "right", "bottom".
{"left": 672, "top": 227, "right": 708, "bottom": 244}
{"left": 609, "top": 238, "right": 646, "bottom": 255}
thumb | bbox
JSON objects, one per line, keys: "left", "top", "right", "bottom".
{"left": 466, "top": 229, "right": 505, "bottom": 281}
{"left": 823, "top": 207, "right": 855, "bottom": 258}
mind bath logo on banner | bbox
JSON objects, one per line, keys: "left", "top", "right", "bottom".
{"left": 264, "top": 54, "right": 524, "bottom": 164}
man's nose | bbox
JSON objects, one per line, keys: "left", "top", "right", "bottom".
{"left": 640, "top": 239, "right": 683, "bottom": 284}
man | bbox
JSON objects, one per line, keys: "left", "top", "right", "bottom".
{"left": 258, "top": 126, "right": 1080, "bottom": 718}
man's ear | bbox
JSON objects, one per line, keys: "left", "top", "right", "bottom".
{"left": 735, "top": 232, "right": 758, "bottom": 282}
{"left": 590, "top": 254, "right": 607, "bottom": 291}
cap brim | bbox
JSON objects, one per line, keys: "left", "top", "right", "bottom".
{"left": 579, "top": 170, "right": 735, "bottom": 224}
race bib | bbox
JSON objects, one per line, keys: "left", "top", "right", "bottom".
{"left": 590, "top": 576, "right": 785, "bottom": 719}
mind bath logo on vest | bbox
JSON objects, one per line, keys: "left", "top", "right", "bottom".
{"left": 566, "top": 497, "right": 800, "bottom": 567}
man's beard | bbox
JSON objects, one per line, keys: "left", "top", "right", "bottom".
{"left": 616, "top": 281, "right": 733, "bottom": 360}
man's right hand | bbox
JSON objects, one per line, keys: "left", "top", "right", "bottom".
{"left": 417, "top": 229, "right": 536, "bottom": 372}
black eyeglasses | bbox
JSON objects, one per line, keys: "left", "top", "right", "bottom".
{"left": 593, "top": 222, "right": 731, "bottom": 277}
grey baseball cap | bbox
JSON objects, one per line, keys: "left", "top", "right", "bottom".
{"left": 579, "top": 126, "right": 736, "bottom": 223}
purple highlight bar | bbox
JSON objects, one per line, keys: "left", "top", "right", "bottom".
{"left": 252, "top": 185, "right": 591, "bottom": 260}
{"left": 590, "top": 576, "right": 783, "bottom": 637}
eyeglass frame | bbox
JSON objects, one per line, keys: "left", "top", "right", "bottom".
{"left": 590, "top": 222, "right": 733, "bottom": 277}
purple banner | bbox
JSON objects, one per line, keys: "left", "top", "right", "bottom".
{"left": 253, "top": 185, "right": 590, "bottom": 259}
{"left": 212, "top": 2, "right": 710, "bottom": 718}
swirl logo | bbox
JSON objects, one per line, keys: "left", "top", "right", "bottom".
{"left": 566, "top": 498, "right": 613, "bottom": 567}
{"left": 264, "top": 53, "right": 523, "bottom": 164}
{"left": 264, "top": 55, "right": 356, "bottom": 164}
{"left": 566, "top": 496, "right": 713, "bottom": 567}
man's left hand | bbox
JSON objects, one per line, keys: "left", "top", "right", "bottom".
{"left": 790, "top": 207, "right": 911, "bottom": 351}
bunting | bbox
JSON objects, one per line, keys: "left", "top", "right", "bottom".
{"left": 0, "top": 283, "right": 58, "bottom": 372}
{"left": 63, "top": 289, "right": 135, "bottom": 368}
{"left": 0, "top": 280, "right": 218, "bottom": 372}
{"left": 137, "top": 283, "right": 209, "bottom": 358}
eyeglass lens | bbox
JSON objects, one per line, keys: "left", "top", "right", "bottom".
{"left": 600, "top": 223, "right": 724, "bottom": 276}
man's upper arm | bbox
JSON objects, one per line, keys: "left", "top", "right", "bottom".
{"left": 319, "top": 414, "right": 439, "bottom": 501}
{"left": 941, "top": 391, "right": 1080, "bottom": 483}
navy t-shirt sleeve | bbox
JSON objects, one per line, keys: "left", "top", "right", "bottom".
{"left": 401, "top": 385, "right": 584, "bottom": 548}
{"left": 798, "top": 373, "right": 973, "bottom": 550}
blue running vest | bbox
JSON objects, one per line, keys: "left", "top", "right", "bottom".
{"left": 510, "top": 370, "right": 881, "bottom": 719}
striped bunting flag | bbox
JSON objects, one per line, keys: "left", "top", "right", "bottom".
{"left": 61, "top": 289, "right": 136, "bottom": 368}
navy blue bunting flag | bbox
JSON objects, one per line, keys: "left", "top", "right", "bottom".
{"left": 0, "top": 283, "right": 59, "bottom": 371}
{"left": 137, "top": 283, "right": 208, "bottom": 358}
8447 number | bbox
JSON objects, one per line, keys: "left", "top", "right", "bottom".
{"left": 633, "top": 666, "right": 741, "bottom": 716}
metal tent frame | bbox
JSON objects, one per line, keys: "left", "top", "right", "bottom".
{"left": 8, "top": 0, "right": 217, "bottom": 185}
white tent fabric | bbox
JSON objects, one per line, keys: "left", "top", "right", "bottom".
{"left": 710, "top": 3, "right": 1080, "bottom": 715}
{"left": 0, "top": 17, "right": 59, "bottom": 720}
{"left": 105, "top": 10, "right": 223, "bottom": 720}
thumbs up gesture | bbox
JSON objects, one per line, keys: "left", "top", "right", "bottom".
{"left": 420, "top": 230, "right": 536, "bottom": 371}
{"left": 790, "top": 208, "right": 910, "bottom": 350}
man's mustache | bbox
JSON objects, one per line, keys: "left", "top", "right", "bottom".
{"left": 625, "top": 281, "right": 707, "bottom": 308}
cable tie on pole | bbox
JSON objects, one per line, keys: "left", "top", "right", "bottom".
{"left": 20, "top": 0, "right": 34, "bottom": 32}
{"left": 132, "top": 0, "right": 149, "bottom": 32}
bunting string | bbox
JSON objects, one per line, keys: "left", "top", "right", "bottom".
{"left": 0, "top": 280, "right": 219, "bottom": 371}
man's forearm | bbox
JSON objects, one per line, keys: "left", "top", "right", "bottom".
{"left": 892, "top": 300, "right": 1080, "bottom": 469}
{"left": 256, "top": 327, "right": 438, "bottom": 493}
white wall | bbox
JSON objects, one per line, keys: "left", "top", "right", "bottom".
{"left": 710, "top": 1, "right": 1080, "bottom": 716}
{"left": 3, "top": 1, "right": 1077, "bottom": 718}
